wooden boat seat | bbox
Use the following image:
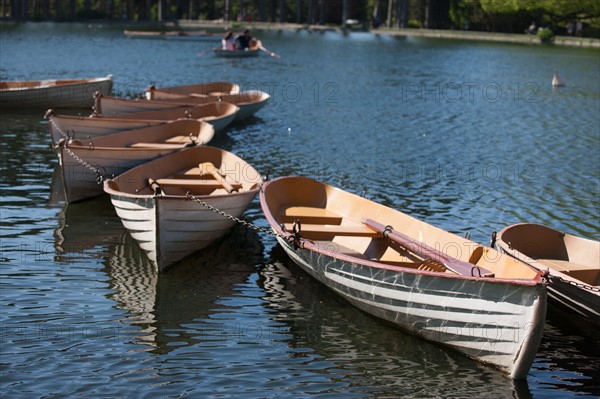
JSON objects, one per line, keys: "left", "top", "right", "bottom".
{"left": 155, "top": 178, "right": 243, "bottom": 189}
{"left": 283, "top": 223, "right": 380, "bottom": 237}
{"left": 537, "top": 258, "right": 597, "bottom": 272}
{"left": 538, "top": 259, "right": 600, "bottom": 286}
{"left": 164, "top": 135, "right": 197, "bottom": 144}
{"left": 130, "top": 142, "right": 188, "bottom": 149}
{"left": 279, "top": 207, "right": 343, "bottom": 224}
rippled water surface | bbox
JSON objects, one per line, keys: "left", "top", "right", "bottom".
{"left": 1, "top": 23, "right": 599, "bottom": 397}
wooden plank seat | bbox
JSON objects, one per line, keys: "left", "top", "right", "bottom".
{"left": 537, "top": 259, "right": 598, "bottom": 272}
{"left": 130, "top": 142, "right": 189, "bottom": 149}
{"left": 164, "top": 135, "right": 198, "bottom": 144}
{"left": 283, "top": 223, "right": 380, "bottom": 237}
{"left": 155, "top": 178, "right": 243, "bottom": 189}
{"left": 279, "top": 206, "right": 344, "bottom": 224}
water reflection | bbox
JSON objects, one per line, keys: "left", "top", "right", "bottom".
{"left": 261, "top": 245, "right": 600, "bottom": 397}
{"left": 53, "top": 193, "right": 124, "bottom": 263}
{"left": 260, "top": 246, "right": 531, "bottom": 397}
{"left": 104, "top": 224, "right": 264, "bottom": 355}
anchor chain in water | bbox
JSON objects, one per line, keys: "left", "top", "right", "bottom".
{"left": 50, "top": 117, "right": 108, "bottom": 184}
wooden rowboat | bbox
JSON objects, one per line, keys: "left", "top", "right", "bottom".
{"left": 0, "top": 75, "right": 113, "bottom": 108}
{"left": 103, "top": 146, "right": 263, "bottom": 272}
{"left": 57, "top": 119, "right": 214, "bottom": 203}
{"left": 46, "top": 102, "right": 238, "bottom": 146}
{"left": 132, "top": 89, "right": 270, "bottom": 120}
{"left": 146, "top": 81, "right": 240, "bottom": 97}
{"left": 496, "top": 223, "right": 599, "bottom": 327}
{"left": 213, "top": 49, "right": 261, "bottom": 58}
{"left": 260, "top": 176, "right": 548, "bottom": 379}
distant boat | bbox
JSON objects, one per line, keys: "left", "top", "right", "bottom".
{"left": 552, "top": 70, "right": 566, "bottom": 87}
{"left": 260, "top": 176, "right": 548, "bottom": 379}
{"left": 0, "top": 75, "right": 113, "bottom": 108}
{"left": 496, "top": 223, "right": 599, "bottom": 327}
{"left": 57, "top": 119, "right": 214, "bottom": 203}
{"left": 123, "top": 30, "right": 220, "bottom": 41}
{"left": 104, "top": 146, "right": 263, "bottom": 271}
{"left": 213, "top": 48, "right": 261, "bottom": 58}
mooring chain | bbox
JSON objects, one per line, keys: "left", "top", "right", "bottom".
{"left": 50, "top": 117, "right": 107, "bottom": 184}
{"left": 547, "top": 273, "right": 600, "bottom": 292}
{"left": 185, "top": 192, "right": 287, "bottom": 240}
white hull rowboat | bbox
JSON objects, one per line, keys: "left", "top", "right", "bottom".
{"left": 46, "top": 102, "right": 238, "bottom": 146}
{"left": 260, "top": 176, "right": 548, "bottom": 379}
{"left": 0, "top": 75, "right": 113, "bottom": 108}
{"left": 108, "top": 90, "right": 270, "bottom": 120}
{"left": 496, "top": 223, "right": 599, "bottom": 327}
{"left": 103, "top": 146, "right": 262, "bottom": 271}
{"left": 58, "top": 119, "right": 214, "bottom": 203}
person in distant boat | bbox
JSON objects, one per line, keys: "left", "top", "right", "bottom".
{"left": 248, "top": 38, "right": 259, "bottom": 51}
{"left": 222, "top": 31, "right": 237, "bottom": 51}
{"left": 236, "top": 29, "right": 253, "bottom": 50}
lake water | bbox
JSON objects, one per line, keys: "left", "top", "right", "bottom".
{"left": 1, "top": 23, "right": 599, "bottom": 397}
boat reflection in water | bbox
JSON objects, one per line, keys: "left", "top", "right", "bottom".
{"left": 53, "top": 194, "right": 124, "bottom": 263}
{"left": 105, "top": 224, "right": 264, "bottom": 354}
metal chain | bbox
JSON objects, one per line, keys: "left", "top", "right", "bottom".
{"left": 186, "top": 192, "right": 284, "bottom": 238}
{"left": 50, "top": 117, "right": 105, "bottom": 183}
{"left": 547, "top": 273, "right": 600, "bottom": 292}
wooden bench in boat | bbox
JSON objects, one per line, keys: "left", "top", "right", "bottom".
{"left": 279, "top": 206, "right": 344, "bottom": 224}
{"left": 130, "top": 142, "right": 190, "bottom": 149}
{"left": 282, "top": 222, "right": 380, "bottom": 237}
{"left": 537, "top": 258, "right": 598, "bottom": 272}
{"left": 155, "top": 178, "right": 243, "bottom": 189}
{"left": 538, "top": 258, "right": 600, "bottom": 286}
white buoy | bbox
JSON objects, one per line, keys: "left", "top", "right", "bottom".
{"left": 552, "top": 69, "right": 565, "bottom": 87}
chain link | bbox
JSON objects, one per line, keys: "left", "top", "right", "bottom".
{"left": 50, "top": 117, "right": 105, "bottom": 183}
{"left": 186, "top": 192, "right": 284, "bottom": 238}
{"left": 547, "top": 273, "right": 600, "bottom": 292}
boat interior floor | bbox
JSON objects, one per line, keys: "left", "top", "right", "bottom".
{"left": 147, "top": 163, "right": 243, "bottom": 196}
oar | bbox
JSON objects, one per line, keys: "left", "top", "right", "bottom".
{"left": 256, "top": 40, "right": 280, "bottom": 58}
{"left": 197, "top": 48, "right": 218, "bottom": 56}
{"left": 199, "top": 162, "right": 235, "bottom": 193}
{"left": 363, "top": 218, "right": 493, "bottom": 277}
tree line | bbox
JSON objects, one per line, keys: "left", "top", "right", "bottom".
{"left": 2, "top": 0, "right": 599, "bottom": 37}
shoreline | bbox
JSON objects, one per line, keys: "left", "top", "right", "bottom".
{"left": 2, "top": 19, "right": 599, "bottom": 48}
{"left": 176, "top": 20, "right": 600, "bottom": 48}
